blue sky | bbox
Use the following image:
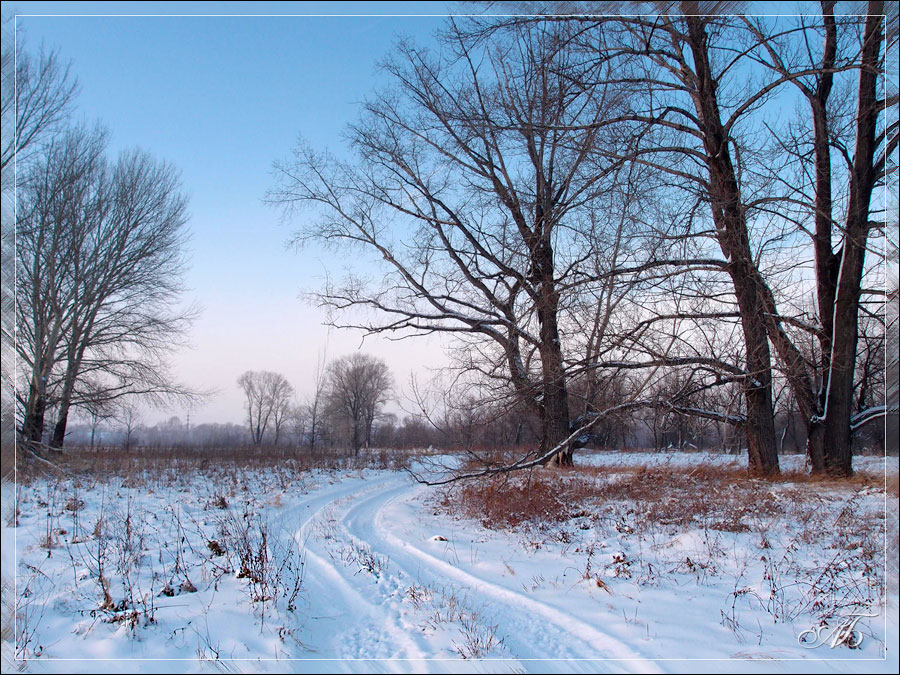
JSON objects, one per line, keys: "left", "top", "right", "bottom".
{"left": 9, "top": 1, "right": 887, "bottom": 428}
{"left": 10, "top": 2, "right": 454, "bottom": 425}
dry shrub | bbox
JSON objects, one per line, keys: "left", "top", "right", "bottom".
{"left": 438, "top": 461, "right": 894, "bottom": 533}
{"left": 458, "top": 448, "right": 530, "bottom": 473}
{"left": 445, "top": 472, "right": 575, "bottom": 529}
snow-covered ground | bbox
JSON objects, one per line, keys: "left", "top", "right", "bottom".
{"left": 1, "top": 450, "right": 897, "bottom": 673}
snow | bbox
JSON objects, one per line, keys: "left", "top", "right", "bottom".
{"left": 1, "top": 450, "right": 897, "bottom": 673}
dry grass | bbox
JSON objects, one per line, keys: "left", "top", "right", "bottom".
{"left": 885, "top": 472, "right": 899, "bottom": 498}
{"left": 14, "top": 444, "right": 424, "bottom": 486}
{"left": 440, "top": 462, "right": 892, "bottom": 533}
{"left": 444, "top": 471, "right": 574, "bottom": 529}
{"left": 437, "top": 457, "right": 893, "bottom": 639}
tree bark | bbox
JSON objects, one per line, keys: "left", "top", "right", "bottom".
{"left": 50, "top": 351, "right": 81, "bottom": 449}
{"left": 823, "top": 4, "right": 883, "bottom": 476}
{"left": 683, "top": 12, "right": 779, "bottom": 475}
{"left": 534, "top": 223, "right": 572, "bottom": 467}
{"left": 801, "top": 3, "right": 839, "bottom": 474}
{"left": 22, "top": 378, "right": 47, "bottom": 445}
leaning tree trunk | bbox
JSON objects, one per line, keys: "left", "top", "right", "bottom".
{"left": 50, "top": 397, "right": 71, "bottom": 450}
{"left": 50, "top": 356, "right": 81, "bottom": 449}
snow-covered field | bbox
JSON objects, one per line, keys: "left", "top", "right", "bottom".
{"left": 2, "top": 450, "right": 897, "bottom": 673}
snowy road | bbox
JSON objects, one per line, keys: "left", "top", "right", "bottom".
{"left": 286, "top": 472, "right": 661, "bottom": 671}
{"left": 275, "top": 468, "right": 899, "bottom": 673}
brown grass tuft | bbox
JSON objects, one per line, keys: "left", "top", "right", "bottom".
{"left": 437, "top": 460, "right": 895, "bottom": 533}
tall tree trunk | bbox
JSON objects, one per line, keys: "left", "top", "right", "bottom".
{"left": 683, "top": 12, "right": 780, "bottom": 475}
{"left": 809, "top": 4, "right": 839, "bottom": 473}
{"left": 542, "top": 382, "right": 572, "bottom": 466}
{"left": 787, "top": 2, "right": 839, "bottom": 474}
{"left": 534, "top": 236, "right": 572, "bottom": 467}
{"left": 822, "top": 3, "right": 883, "bottom": 476}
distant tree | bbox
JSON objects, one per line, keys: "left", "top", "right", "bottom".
{"left": 302, "top": 349, "right": 329, "bottom": 451}
{"left": 271, "top": 386, "right": 293, "bottom": 446}
{"left": 288, "top": 401, "right": 311, "bottom": 448}
{"left": 80, "top": 393, "right": 115, "bottom": 449}
{"left": 237, "top": 370, "right": 294, "bottom": 446}
{"left": 324, "top": 354, "right": 392, "bottom": 455}
{"left": 115, "top": 399, "right": 141, "bottom": 451}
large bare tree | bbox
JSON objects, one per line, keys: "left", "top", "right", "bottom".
{"left": 16, "top": 125, "right": 196, "bottom": 450}
{"left": 2, "top": 19, "right": 78, "bottom": 470}
{"left": 596, "top": 3, "right": 892, "bottom": 475}
{"left": 741, "top": 2, "right": 894, "bottom": 474}
{"left": 271, "top": 19, "right": 660, "bottom": 466}
{"left": 508, "top": 3, "right": 891, "bottom": 475}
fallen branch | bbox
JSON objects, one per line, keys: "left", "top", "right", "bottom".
{"left": 406, "top": 400, "right": 650, "bottom": 485}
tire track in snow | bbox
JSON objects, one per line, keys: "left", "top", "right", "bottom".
{"left": 338, "top": 474, "right": 662, "bottom": 671}
{"left": 285, "top": 473, "right": 431, "bottom": 663}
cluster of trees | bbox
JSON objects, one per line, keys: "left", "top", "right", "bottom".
{"left": 3, "top": 25, "right": 196, "bottom": 458}
{"left": 271, "top": 4, "right": 896, "bottom": 476}
{"left": 236, "top": 353, "right": 393, "bottom": 454}
{"left": 62, "top": 416, "right": 250, "bottom": 450}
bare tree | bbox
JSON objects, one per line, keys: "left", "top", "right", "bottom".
{"left": 237, "top": 370, "right": 294, "bottom": 446}
{"left": 484, "top": 5, "right": 884, "bottom": 474}
{"left": 324, "top": 353, "right": 392, "bottom": 455}
{"left": 271, "top": 18, "right": 660, "bottom": 466}
{"left": 84, "top": 400, "right": 114, "bottom": 449}
{"left": 614, "top": 5, "right": 891, "bottom": 474}
{"left": 115, "top": 398, "right": 141, "bottom": 451}
{"left": 270, "top": 383, "right": 293, "bottom": 446}
{"left": 1, "top": 23, "right": 79, "bottom": 172}
{"left": 288, "top": 401, "right": 309, "bottom": 447}
{"left": 16, "top": 125, "right": 198, "bottom": 450}
{"left": 2, "top": 18, "right": 78, "bottom": 470}
{"left": 16, "top": 126, "right": 107, "bottom": 447}
{"left": 302, "top": 348, "right": 329, "bottom": 451}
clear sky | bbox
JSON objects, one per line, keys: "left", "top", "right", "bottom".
{"left": 9, "top": 1, "right": 878, "bottom": 428}
{"left": 9, "top": 1, "right": 458, "bottom": 425}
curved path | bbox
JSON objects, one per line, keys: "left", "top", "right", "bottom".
{"left": 277, "top": 472, "right": 661, "bottom": 672}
